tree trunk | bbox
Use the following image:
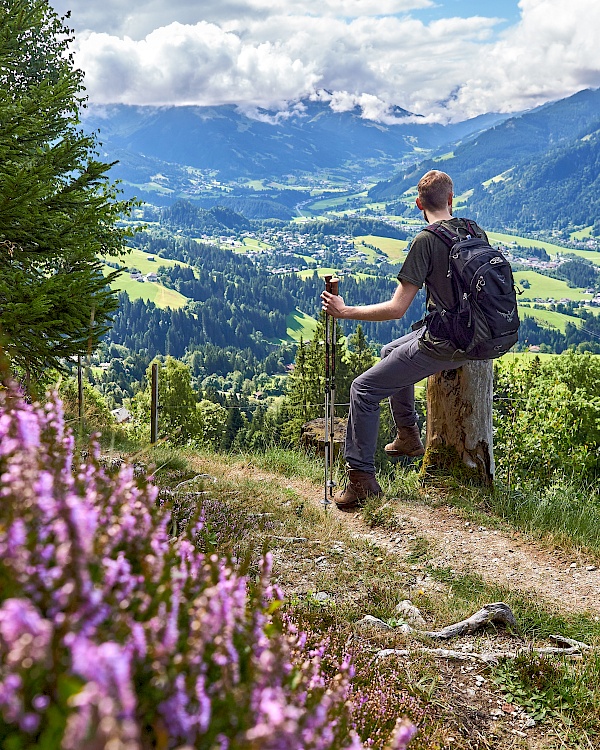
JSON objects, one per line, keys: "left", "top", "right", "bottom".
{"left": 422, "top": 360, "right": 494, "bottom": 486}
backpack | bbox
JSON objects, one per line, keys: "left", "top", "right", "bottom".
{"left": 420, "top": 219, "right": 520, "bottom": 360}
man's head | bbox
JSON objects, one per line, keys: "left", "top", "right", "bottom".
{"left": 416, "top": 170, "right": 453, "bottom": 216}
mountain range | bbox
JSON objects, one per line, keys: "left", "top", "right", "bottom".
{"left": 84, "top": 100, "right": 506, "bottom": 185}
{"left": 85, "top": 89, "right": 600, "bottom": 233}
{"left": 369, "top": 88, "right": 600, "bottom": 232}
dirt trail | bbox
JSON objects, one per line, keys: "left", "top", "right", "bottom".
{"left": 222, "top": 462, "right": 600, "bottom": 616}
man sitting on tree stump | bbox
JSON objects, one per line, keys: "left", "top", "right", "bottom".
{"left": 320, "top": 170, "right": 489, "bottom": 510}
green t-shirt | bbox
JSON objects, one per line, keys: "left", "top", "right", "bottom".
{"left": 397, "top": 217, "right": 488, "bottom": 313}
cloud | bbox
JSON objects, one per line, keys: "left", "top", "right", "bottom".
{"left": 447, "top": 0, "right": 600, "bottom": 117}
{"left": 75, "top": 23, "right": 320, "bottom": 107}
{"left": 52, "top": 0, "right": 433, "bottom": 38}
{"left": 62, "top": 0, "right": 600, "bottom": 121}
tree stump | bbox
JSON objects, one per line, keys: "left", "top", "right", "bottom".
{"left": 300, "top": 417, "right": 347, "bottom": 457}
{"left": 422, "top": 360, "right": 494, "bottom": 486}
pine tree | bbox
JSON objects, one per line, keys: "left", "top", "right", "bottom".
{"left": 282, "top": 313, "right": 351, "bottom": 442}
{"left": 0, "top": 1, "right": 136, "bottom": 382}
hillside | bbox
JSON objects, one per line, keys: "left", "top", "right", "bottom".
{"left": 471, "top": 129, "right": 600, "bottom": 232}
{"left": 84, "top": 101, "right": 508, "bottom": 187}
{"left": 368, "top": 88, "right": 600, "bottom": 225}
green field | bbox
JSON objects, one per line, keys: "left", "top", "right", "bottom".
{"left": 296, "top": 267, "right": 376, "bottom": 282}
{"left": 285, "top": 307, "right": 318, "bottom": 343}
{"left": 518, "top": 304, "right": 583, "bottom": 332}
{"left": 489, "top": 231, "right": 600, "bottom": 265}
{"left": 570, "top": 226, "right": 594, "bottom": 240}
{"left": 306, "top": 191, "right": 367, "bottom": 211}
{"left": 242, "top": 237, "right": 273, "bottom": 251}
{"left": 106, "top": 247, "right": 183, "bottom": 275}
{"left": 354, "top": 235, "right": 408, "bottom": 262}
{"left": 296, "top": 267, "right": 339, "bottom": 280}
{"left": 107, "top": 272, "right": 189, "bottom": 309}
{"left": 103, "top": 248, "right": 190, "bottom": 309}
{"left": 514, "top": 270, "right": 590, "bottom": 301}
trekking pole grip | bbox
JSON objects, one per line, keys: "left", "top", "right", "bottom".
{"left": 324, "top": 274, "right": 339, "bottom": 295}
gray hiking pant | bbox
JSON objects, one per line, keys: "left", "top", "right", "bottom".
{"left": 344, "top": 329, "right": 463, "bottom": 474}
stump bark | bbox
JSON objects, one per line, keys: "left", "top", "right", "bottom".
{"left": 300, "top": 417, "right": 346, "bottom": 457}
{"left": 423, "top": 360, "right": 494, "bottom": 486}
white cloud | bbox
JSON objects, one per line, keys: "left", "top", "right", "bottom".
{"left": 76, "top": 23, "right": 320, "bottom": 107}
{"left": 62, "top": 0, "right": 600, "bottom": 121}
{"left": 447, "top": 0, "right": 600, "bottom": 117}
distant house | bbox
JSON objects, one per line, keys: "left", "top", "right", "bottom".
{"left": 145, "top": 272, "right": 158, "bottom": 282}
{"left": 111, "top": 407, "right": 131, "bottom": 424}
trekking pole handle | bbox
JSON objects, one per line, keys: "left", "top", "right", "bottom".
{"left": 324, "top": 275, "right": 339, "bottom": 295}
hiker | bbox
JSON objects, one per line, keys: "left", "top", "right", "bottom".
{"left": 320, "top": 169, "right": 490, "bottom": 510}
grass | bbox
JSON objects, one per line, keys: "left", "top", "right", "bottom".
{"left": 518, "top": 305, "right": 584, "bottom": 332}
{"left": 105, "top": 247, "right": 184, "bottom": 275}
{"left": 104, "top": 270, "right": 190, "bottom": 309}
{"left": 490, "top": 479, "right": 600, "bottom": 558}
{"left": 306, "top": 191, "right": 368, "bottom": 211}
{"left": 489, "top": 230, "right": 600, "bottom": 267}
{"left": 285, "top": 307, "right": 318, "bottom": 343}
{"left": 102, "top": 247, "right": 191, "bottom": 308}
{"left": 514, "top": 270, "right": 591, "bottom": 301}
{"left": 241, "top": 237, "right": 273, "bottom": 251}
{"left": 570, "top": 226, "right": 594, "bottom": 241}
{"left": 354, "top": 235, "right": 409, "bottom": 262}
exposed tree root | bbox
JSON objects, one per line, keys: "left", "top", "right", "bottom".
{"left": 359, "top": 602, "right": 592, "bottom": 665}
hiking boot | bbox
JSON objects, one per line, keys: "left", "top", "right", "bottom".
{"left": 335, "top": 469, "right": 383, "bottom": 511}
{"left": 385, "top": 424, "right": 425, "bottom": 457}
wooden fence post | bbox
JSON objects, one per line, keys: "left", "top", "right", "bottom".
{"left": 151, "top": 362, "right": 159, "bottom": 444}
{"left": 77, "top": 356, "right": 84, "bottom": 428}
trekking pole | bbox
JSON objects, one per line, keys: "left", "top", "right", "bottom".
{"left": 323, "top": 275, "right": 339, "bottom": 508}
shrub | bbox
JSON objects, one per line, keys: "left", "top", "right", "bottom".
{"left": 0, "top": 383, "right": 416, "bottom": 749}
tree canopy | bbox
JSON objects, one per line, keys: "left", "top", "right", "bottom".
{"left": 0, "top": 0, "right": 135, "bottom": 381}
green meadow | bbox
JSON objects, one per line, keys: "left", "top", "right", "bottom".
{"left": 518, "top": 304, "right": 583, "bottom": 332}
{"left": 489, "top": 230, "right": 600, "bottom": 266}
{"left": 242, "top": 237, "right": 273, "bottom": 251}
{"left": 354, "top": 234, "right": 408, "bottom": 262}
{"left": 107, "top": 272, "right": 189, "bottom": 309}
{"left": 305, "top": 191, "right": 367, "bottom": 211}
{"left": 106, "top": 247, "right": 183, "bottom": 275}
{"left": 102, "top": 248, "right": 190, "bottom": 309}
{"left": 514, "top": 270, "right": 590, "bottom": 300}
{"left": 285, "top": 307, "right": 319, "bottom": 342}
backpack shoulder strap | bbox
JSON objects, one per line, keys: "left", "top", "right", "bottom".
{"left": 423, "top": 221, "right": 458, "bottom": 248}
{"left": 463, "top": 218, "right": 484, "bottom": 239}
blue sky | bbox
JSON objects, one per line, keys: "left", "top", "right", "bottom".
{"left": 51, "top": 1, "right": 599, "bottom": 122}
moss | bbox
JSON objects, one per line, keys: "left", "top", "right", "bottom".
{"left": 420, "top": 443, "right": 492, "bottom": 488}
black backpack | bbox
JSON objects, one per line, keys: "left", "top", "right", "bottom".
{"left": 421, "top": 219, "right": 520, "bottom": 360}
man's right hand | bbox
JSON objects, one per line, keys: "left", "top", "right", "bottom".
{"left": 321, "top": 290, "right": 347, "bottom": 318}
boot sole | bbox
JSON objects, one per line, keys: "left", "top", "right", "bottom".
{"left": 335, "top": 491, "right": 383, "bottom": 511}
{"left": 385, "top": 448, "right": 425, "bottom": 457}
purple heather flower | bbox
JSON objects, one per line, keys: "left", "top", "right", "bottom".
{"left": 70, "top": 637, "right": 136, "bottom": 717}
{"left": 0, "top": 599, "right": 52, "bottom": 658}
{"left": 389, "top": 718, "right": 418, "bottom": 750}
{"left": 14, "top": 408, "right": 40, "bottom": 450}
